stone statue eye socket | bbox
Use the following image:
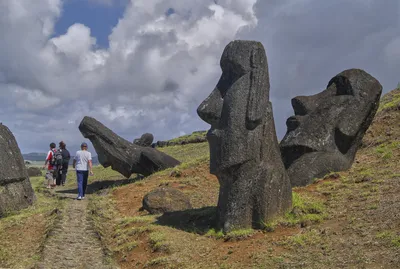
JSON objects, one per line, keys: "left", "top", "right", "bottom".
{"left": 335, "top": 83, "right": 354, "bottom": 96}
{"left": 328, "top": 76, "right": 354, "bottom": 96}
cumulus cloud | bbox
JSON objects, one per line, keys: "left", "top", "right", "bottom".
{"left": 0, "top": 0, "right": 399, "bottom": 153}
{"left": 0, "top": 0, "right": 258, "bottom": 152}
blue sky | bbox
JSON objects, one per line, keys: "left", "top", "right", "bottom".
{"left": 54, "top": 0, "right": 126, "bottom": 48}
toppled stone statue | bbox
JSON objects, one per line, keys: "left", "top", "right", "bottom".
{"left": 280, "top": 69, "right": 382, "bottom": 187}
{"left": 197, "top": 40, "right": 292, "bottom": 233}
{"left": 0, "top": 124, "right": 36, "bottom": 217}
{"left": 133, "top": 133, "right": 154, "bottom": 147}
{"left": 79, "top": 116, "right": 180, "bottom": 178}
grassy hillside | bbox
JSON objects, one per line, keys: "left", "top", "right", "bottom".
{"left": 0, "top": 87, "right": 399, "bottom": 268}
{"left": 86, "top": 87, "right": 400, "bottom": 268}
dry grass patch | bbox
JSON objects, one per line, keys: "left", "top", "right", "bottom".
{"left": 0, "top": 176, "right": 64, "bottom": 268}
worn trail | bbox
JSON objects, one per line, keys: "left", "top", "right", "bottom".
{"left": 39, "top": 189, "right": 115, "bottom": 269}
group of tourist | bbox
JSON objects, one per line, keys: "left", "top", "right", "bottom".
{"left": 43, "top": 141, "right": 94, "bottom": 200}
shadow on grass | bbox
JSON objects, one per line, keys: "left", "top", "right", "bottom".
{"left": 56, "top": 176, "right": 143, "bottom": 195}
{"left": 155, "top": 206, "right": 217, "bottom": 235}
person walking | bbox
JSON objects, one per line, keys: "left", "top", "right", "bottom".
{"left": 72, "top": 142, "right": 94, "bottom": 200}
{"left": 56, "top": 141, "right": 71, "bottom": 186}
{"left": 43, "top": 142, "right": 57, "bottom": 189}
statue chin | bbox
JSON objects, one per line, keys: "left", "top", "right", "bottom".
{"left": 286, "top": 151, "right": 350, "bottom": 187}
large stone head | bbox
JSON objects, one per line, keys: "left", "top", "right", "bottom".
{"left": 0, "top": 124, "right": 36, "bottom": 216}
{"left": 280, "top": 69, "right": 382, "bottom": 186}
{"left": 197, "top": 40, "right": 270, "bottom": 174}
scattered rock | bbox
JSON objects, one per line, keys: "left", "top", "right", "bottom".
{"left": 355, "top": 176, "right": 373, "bottom": 183}
{"left": 79, "top": 116, "right": 180, "bottom": 178}
{"left": 169, "top": 169, "right": 182, "bottom": 178}
{"left": 280, "top": 69, "right": 382, "bottom": 187}
{"left": 27, "top": 167, "right": 42, "bottom": 177}
{"left": 0, "top": 124, "right": 36, "bottom": 217}
{"left": 142, "top": 187, "right": 192, "bottom": 214}
{"left": 197, "top": 40, "right": 292, "bottom": 233}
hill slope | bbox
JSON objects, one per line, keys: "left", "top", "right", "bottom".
{"left": 0, "top": 87, "right": 398, "bottom": 269}
{"left": 88, "top": 87, "right": 400, "bottom": 268}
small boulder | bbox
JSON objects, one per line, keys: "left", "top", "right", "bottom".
{"left": 142, "top": 187, "right": 192, "bottom": 214}
{"left": 27, "top": 167, "right": 42, "bottom": 177}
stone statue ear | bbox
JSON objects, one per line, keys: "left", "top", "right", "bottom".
{"left": 335, "top": 101, "right": 374, "bottom": 154}
{"left": 245, "top": 68, "right": 268, "bottom": 130}
{"left": 337, "top": 99, "right": 375, "bottom": 138}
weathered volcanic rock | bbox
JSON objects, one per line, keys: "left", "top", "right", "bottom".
{"left": 79, "top": 116, "right": 180, "bottom": 178}
{"left": 280, "top": 69, "right": 382, "bottom": 187}
{"left": 142, "top": 187, "right": 192, "bottom": 214}
{"left": 27, "top": 167, "right": 42, "bottom": 177}
{"left": 197, "top": 40, "right": 292, "bottom": 233}
{"left": 133, "top": 133, "right": 154, "bottom": 147}
{"left": 0, "top": 124, "right": 36, "bottom": 217}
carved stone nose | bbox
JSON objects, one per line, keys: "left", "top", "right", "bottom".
{"left": 197, "top": 88, "right": 223, "bottom": 126}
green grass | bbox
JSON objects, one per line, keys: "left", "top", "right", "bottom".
{"left": 166, "top": 131, "right": 207, "bottom": 144}
{"left": 63, "top": 165, "right": 132, "bottom": 189}
{"left": 263, "top": 192, "right": 326, "bottom": 231}
{"left": 145, "top": 256, "right": 170, "bottom": 267}
{"left": 158, "top": 142, "right": 209, "bottom": 163}
{"left": 375, "top": 141, "right": 400, "bottom": 160}
{"left": 378, "top": 87, "right": 400, "bottom": 112}
{"left": 225, "top": 229, "right": 254, "bottom": 241}
{"left": 205, "top": 228, "right": 225, "bottom": 239}
{"left": 376, "top": 231, "right": 400, "bottom": 248}
{"left": 205, "top": 228, "right": 254, "bottom": 241}
{"left": 1, "top": 176, "right": 65, "bottom": 223}
{"left": 148, "top": 231, "right": 170, "bottom": 252}
{"left": 285, "top": 229, "right": 323, "bottom": 247}
{"left": 0, "top": 176, "right": 64, "bottom": 268}
{"left": 118, "top": 215, "right": 156, "bottom": 226}
{"left": 115, "top": 240, "right": 139, "bottom": 252}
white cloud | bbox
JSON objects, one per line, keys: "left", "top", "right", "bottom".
{"left": 1, "top": 0, "right": 399, "bottom": 154}
{"left": 0, "top": 0, "right": 258, "bottom": 152}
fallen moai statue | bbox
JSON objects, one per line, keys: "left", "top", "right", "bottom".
{"left": 280, "top": 69, "right": 382, "bottom": 187}
{"left": 0, "top": 124, "right": 36, "bottom": 217}
{"left": 133, "top": 133, "right": 154, "bottom": 147}
{"left": 79, "top": 116, "right": 181, "bottom": 178}
{"left": 197, "top": 40, "right": 292, "bottom": 233}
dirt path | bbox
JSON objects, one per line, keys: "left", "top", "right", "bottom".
{"left": 39, "top": 189, "right": 116, "bottom": 269}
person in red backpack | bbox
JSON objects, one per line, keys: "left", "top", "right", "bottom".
{"left": 43, "top": 142, "right": 57, "bottom": 189}
{"left": 56, "top": 141, "right": 71, "bottom": 186}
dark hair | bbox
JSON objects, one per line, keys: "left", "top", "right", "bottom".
{"left": 59, "top": 141, "right": 66, "bottom": 149}
{"left": 50, "top": 142, "right": 56, "bottom": 149}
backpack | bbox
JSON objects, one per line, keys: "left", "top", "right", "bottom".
{"left": 50, "top": 149, "right": 63, "bottom": 166}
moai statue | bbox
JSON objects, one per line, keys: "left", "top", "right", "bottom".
{"left": 0, "top": 124, "right": 36, "bottom": 217}
{"left": 280, "top": 69, "right": 382, "bottom": 187}
{"left": 79, "top": 116, "right": 180, "bottom": 178}
{"left": 133, "top": 133, "right": 154, "bottom": 147}
{"left": 197, "top": 40, "right": 292, "bottom": 233}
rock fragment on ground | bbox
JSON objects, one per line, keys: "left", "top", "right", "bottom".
{"left": 142, "top": 187, "right": 192, "bottom": 214}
